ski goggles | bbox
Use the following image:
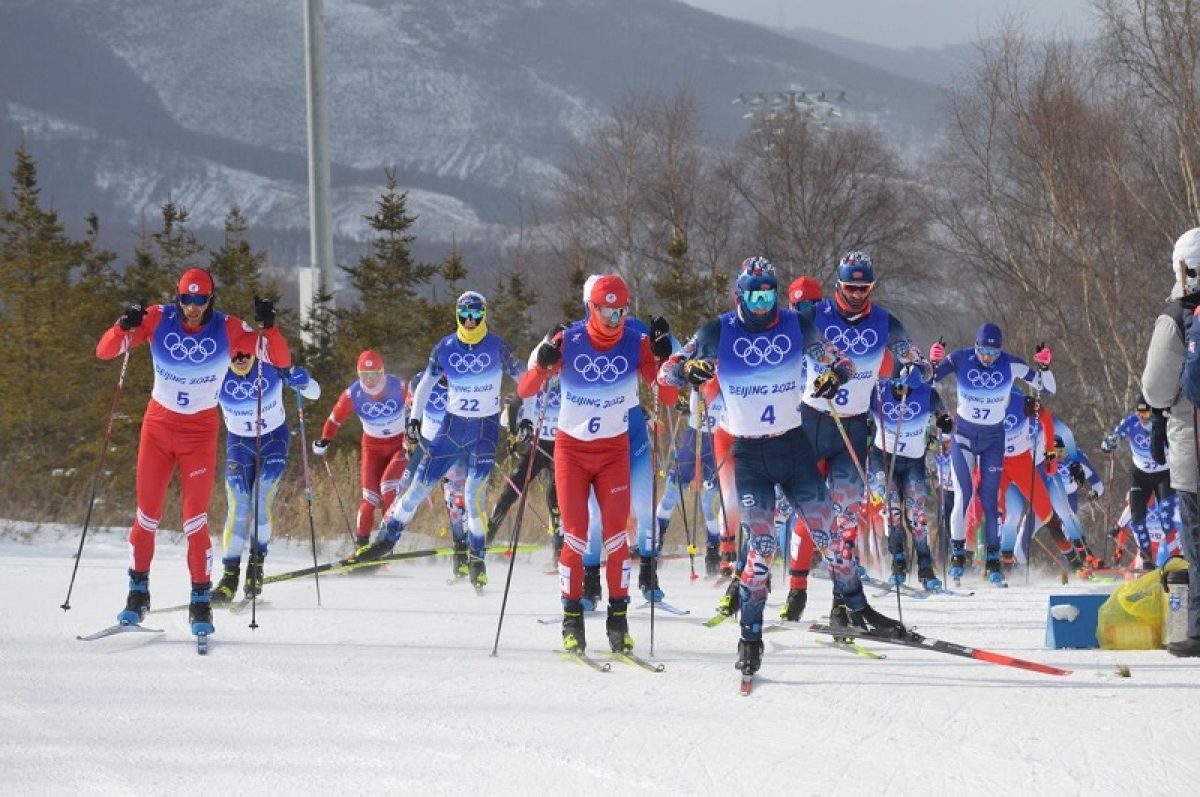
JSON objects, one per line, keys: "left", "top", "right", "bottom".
{"left": 178, "top": 293, "right": 211, "bottom": 306}
{"left": 595, "top": 305, "right": 628, "bottom": 324}
{"left": 457, "top": 309, "right": 485, "bottom": 322}
{"left": 358, "top": 369, "right": 384, "bottom": 383}
{"left": 839, "top": 283, "right": 874, "bottom": 296}
{"left": 975, "top": 345, "right": 1001, "bottom": 360}
{"left": 741, "top": 289, "right": 776, "bottom": 311}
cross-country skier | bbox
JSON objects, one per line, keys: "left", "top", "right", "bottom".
{"left": 96, "top": 267, "right": 292, "bottom": 637}
{"left": 213, "top": 351, "right": 320, "bottom": 602}
{"left": 661, "top": 256, "right": 906, "bottom": 678}
{"left": 930, "top": 322, "right": 1056, "bottom": 585}
{"left": 791, "top": 251, "right": 932, "bottom": 620}
{"left": 1101, "top": 394, "right": 1177, "bottom": 568}
{"left": 520, "top": 274, "right": 677, "bottom": 654}
{"left": 311, "top": 350, "right": 409, "bottom": 550}
{"left": 353, "top": 292, "right": 526, "bottom": 591}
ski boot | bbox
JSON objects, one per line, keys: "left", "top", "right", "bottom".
{"left": 847, "top": 602, "right": 907, "bottom": 640}
{"left": 244, "top": 551, "right": 264, "bottom": 599}
{"left": 606, "top": 597, "right": 634, "bottom": 653}
{"left": 917, "top": 564, "right": 942, "bottom": 592}
{"left": 779, "top": 588, "right": 807, "bottom": 621}
{"left": 735, "top": 639, "right": 764, "bottom": 675}
{"left": 468, "top": 554, "right": 488, "bottom": 589}
{"left": 351, "top": 522, "right": 400, "bottom": 563}
{"left": 639, "top": 557, "right": 664, "bottom": 602}
{"left": 984, "top": 545, "right": 1005, "bottom": 586}
{"left": 117, "top": 570, "right": 151, "bottom": 625}
{"left": 581, "top": 565, "right": 602, "bottom": 611}
{"left": 562, "top": 599, "right": 586, "bottom": 652}
{"left": 452, "top": 539, "right": 469, "bottom": 579}
{"left": 829, "top": 597, "right": 851, "bottom": 628}
{"left": 704, "top": 542, "right": 721, "bottom": 577}
{"left": 189, "top": 582, "right": 214, "bottom": 636}
{"left": 717, "top": 578, "right": 741, "bottom": 617}
{"left": 949, "top": 542, "right": 966, "bottom": 580}
{"left": 211, "top": 560, "right": 240, "bottom": 605}
{"left": 889, "top": 552, "right": 908, "bottom": 585}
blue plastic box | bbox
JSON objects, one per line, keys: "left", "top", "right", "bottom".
{"left": 1044, "top": 593, "right": 1109, "bottom": 649}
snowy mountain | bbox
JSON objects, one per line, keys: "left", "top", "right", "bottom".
{"left": 0, "top": 0, "right": 944, "bottom": 263}
{"left": 5, "top": 523, "right": 1196, "bottom": 793}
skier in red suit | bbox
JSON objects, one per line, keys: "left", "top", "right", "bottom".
{"left": 96, "top": 267, "right": 292, "bottom": 636}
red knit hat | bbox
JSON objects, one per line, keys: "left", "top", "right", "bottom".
{"left": 589, "top": 274, "right": 629, "bottom": 307}
{"left": 177, "top": 267, "right": 214, "bottom": 296}
{"left": 789, "top": 276, "right": 823, "bottom": 305}
{"left": 357, "top": 350, "right": 384, "bottom": 372}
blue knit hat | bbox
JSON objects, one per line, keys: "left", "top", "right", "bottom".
{"left": 975, "top": 323, "right": 1002, "bottom": 349}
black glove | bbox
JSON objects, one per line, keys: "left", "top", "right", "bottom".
{"left": 811, "top": 370, "right": 841, "bottom": 400}
{"left": 535, "top": 339, "right": 561, "bottom": 369}
{"left": 934, "top": 413, "right": 953, "bottom": 433}
{"left": 682, "top": 359, "right": 715, "bottom": 386}
{"left": 1150, "top": 409, "right": 1168, "bottom": 466}
{"left": 675, "top": 393, "right": 690, "bottom": 414}
{"left": 405, "top": 418, "right": 422, "bottom": 445}
{"left": 514, "top": 419, "right": 534, "bottom": 445}
{"left": 253, "top": 295, "right": 276, "bottom": 329}
{"left": 649, "top": 316, "right": 673, "bottom": 359}
{"left": 119, "top": 301, "right": 147, "bottom": 331}
{"left": 312, "top": 438, "right": 330, "bottom": 457}
{"left": 1100, "top": 435, "right": 1117, "bottom": 454}
{"left": 1068, "top": 461, "right": 1086, "bottom": 485}
{"left": 1023, "top": 395, "right": 1038, "bottom": 418}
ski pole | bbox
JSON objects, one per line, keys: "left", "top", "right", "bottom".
{"left": 492, "top": 382, "right": 551, "bottom": 656}
{"left": 1100, "top": 450, "right": 1116, "bottom": 565}
{"left": 648, "top": 385, "right": 662, "bottom": 656}
{"left": 294, "top": 392, "right": 323, "bottom": 607}
{"left": 250, "top": 328, "right": 265, "bottom": 629}
{"left": 322, "top": 457, "right": 359, "bottom": 546}
{"left": 61, "top": 350, "right": 130, "bottom": 611}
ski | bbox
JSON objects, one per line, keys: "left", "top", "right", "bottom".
{"left": 556, "top": 650, "right": 611, "bottom": 672}
{"left": 77, "top": 623, "right": 164, "bottom": 641}
{"left": 814, "top": 637, "right": 887, "bottom": 659}
{"left": 196, "top": 632, "right": 209, "bottom": 655}
{"left": 739, "top": 672, "right": 754, "bottom": 695}
{"left": 702, "top": 612, "right": 732, "bottom": 628}
{"left": 635, "top": 600, "right": 690, "bottom": 616}
{"left": 150, "top": 598, "right": 268, "bottom": 615}
{"left": 927, "top": 587, "right": 974, "bottom": 597}
{"left": 227, "top": 598, "right": 268, "bottom": 614}
{"left": 807, "top": 623, "right": 1072, "bottom": 676}
{"left": 873, "top": 584, "right": 975, "bottom": 599}
{"left": 609, "top": 651, "right": 666, "bottom": 672}
{"left": 866, "top": 577, "right": 931, "bottom": 599}
{"left": 262, "top": 548, "right": 445, "bottom": 585}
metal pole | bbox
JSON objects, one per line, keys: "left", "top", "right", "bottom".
{"left": 302, "top": 0, "right": 336, "bottom": 338}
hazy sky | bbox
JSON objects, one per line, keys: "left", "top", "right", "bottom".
{"left": 677, "top": 0, "right": 1099, "bottom": 48}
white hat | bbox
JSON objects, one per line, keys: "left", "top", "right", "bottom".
{"left": 582, "top": 274, "right": 601, "bottom": 306}
{"left": 1169, "top": 228, "right": 1200, "bottom": 298}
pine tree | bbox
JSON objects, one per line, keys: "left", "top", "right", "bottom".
{"left": 487, "top": 267, "right": 541, "bottom": 356}
{"left": 208, "top": 205, "right": 275, "bottom": 326}
{"left": 0, "top": 146, "right": 120, "bottom": 515}
{"left": 335, "top": 168, "right": 442, "bottom": 378}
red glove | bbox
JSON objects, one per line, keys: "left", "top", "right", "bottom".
{"left": 929, "top": 339, "right": 945, "bottom": 364}
{"left": 1034, "top": 344, "right": 1052, "bottom": 370}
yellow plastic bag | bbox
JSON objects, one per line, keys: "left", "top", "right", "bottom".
{"left": 1097, "top": 569, "right": 1165, "bottom": 650}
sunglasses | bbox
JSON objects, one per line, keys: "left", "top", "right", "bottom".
{"left": 359, "top": 369, "right": 384, "bottom": 381}
{"left": 840, "top": 283, "right": 873, "bottom": 296}
{"left": 741, "top": 289, "right": 776, "bottom": 311}
{"left": 178, "top": 294, "right": 210, "bottom": 306}
{"left": 595, "top": 305, "right": 628, "bottom": 323}
{"left": 458, "top": 309, "right": 485, "bottom": 322}
{"left": 976, "top": 346, "right": 1000, "bottom": 358}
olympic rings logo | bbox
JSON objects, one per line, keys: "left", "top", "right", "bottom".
{"left": 1004, "top": 412, "right": 1020, "bottom": 432}
{"left": 223, "top": 377, "right": 269, "bottom": 400}
{"left": 732, "top": 334, "right": 792, "bottom": 366}
{"left": 966, "top": 369, "right": 1005, "bottom": 389}
{"left": 361, "top": 399, "right": 399, "bottom": 418}
{"left": 162, "top": 332, "right": 217, "bottom": 363}
{"left": 427, "top": 390, "right": 448, "bottom": 411}
{"left": 573, "top": 353, "right": 629, "bottom": 383}
{"left": 447, "top": 352, "right": 492, "bottom": 374}
{"left": 882, "top": 400, "right": 920, "bottom": 422}
{"left": 543, "top": 391, "right": 562, "bottom": 409}
{"left": 1133, "top": 432, "right": 1149, "bottom": 449}
{"left": 823, "top": 325, "right": 879, "bottom": 355}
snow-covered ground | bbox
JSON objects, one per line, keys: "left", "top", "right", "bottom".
{"left": 3, "top": 524, "right": 1199, "bottom": 795}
